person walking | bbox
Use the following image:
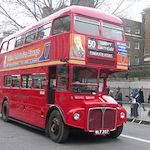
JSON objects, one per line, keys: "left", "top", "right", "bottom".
{"left": 108, "top": 90, "right": 114, "bottom": 98}
{"left": 130, "top": 89, "right": 139, "bottom": 118}
{"left": 115, "top": 87, "right": 123, "bottom": 105}
{"left": 137, "top": 87, "right": 146, "bottom": 111}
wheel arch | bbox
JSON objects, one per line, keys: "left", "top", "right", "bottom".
{"left": 1, "top": 97, "right": 9, "bottom": 112}
{"left": 45, "top": 105, "right": 66, "bottom": 128}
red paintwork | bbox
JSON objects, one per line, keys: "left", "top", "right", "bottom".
{"left": 0, "top": 6, "right": 127, "bottom": 132}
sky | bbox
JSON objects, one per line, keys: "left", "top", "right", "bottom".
{"left": 0, "top": 0, "right": 150, "bottom": 36}
{"left": 127, "top": 0, "right": 150, "bottom": 22}
{"left": 53, "top": 0, "right": 150, "bottom": 22}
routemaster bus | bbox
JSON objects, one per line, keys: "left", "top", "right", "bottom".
{"left": 0, "top": 6, "right": 128, "bottom": 143}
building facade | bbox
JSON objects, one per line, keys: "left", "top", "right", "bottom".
{"left": 122, "top": 18, "right": 144, "bottom": 67}
{"left": 142, "top": 8, "right": 150, "bottom": 64}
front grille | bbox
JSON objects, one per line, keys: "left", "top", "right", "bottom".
{"left": 88, "top": 107, "right": 116, "bottom": 131}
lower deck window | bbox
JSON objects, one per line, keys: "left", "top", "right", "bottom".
{"left": 33, "top": 74, "right": 46, "bottom": 89}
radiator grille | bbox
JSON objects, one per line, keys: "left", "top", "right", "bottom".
{"left": 88, "top": 107, "right": 116, "bottom": 131}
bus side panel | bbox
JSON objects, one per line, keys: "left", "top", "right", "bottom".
{"left": 51, "top": 33, "right": 70, "bottom": 60}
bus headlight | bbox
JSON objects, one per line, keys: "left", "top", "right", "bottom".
{"left": 120, "top": 112, "right": 125, "bottom": 119}
{"left": 73, "top": 113, "right": 80, "bottom": 120}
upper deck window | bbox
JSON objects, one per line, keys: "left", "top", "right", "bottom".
{"left": 102, "top": 22, "right": 123, "bottom": 41}
{"left": 26, "top": 29, "right": 37, "bottom": 44}
{"left": 8, "top": 38, "right": 16, "bottom": 51}
{"left": 0, "top": 41, "right": 8, "bottom": 53}
{"left": 37, "top": 23, "right": 51, "bottom": 40}
{"left": 74, "top": 16, "right": 100, "bottom": 36}
{"left": 52, "top": 16, "right": 70, "bottom": 35}
{"left": 15, "top": 34, "right": 25, "bottom": 48}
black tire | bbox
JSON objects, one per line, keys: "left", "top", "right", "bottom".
{"left": 46, "top": 110, "right": 69, "bottom": 143}
{"left": 108, "top": 124, "right": 123, "bottom": 138}
{"left": 1, "top": 101, "right": 9, "bottom": 122}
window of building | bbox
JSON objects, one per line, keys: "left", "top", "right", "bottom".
{"left": 102, "top": 22, "right": 123, "bottom": 41}
{"left": 135, "top": 28, "right": 140, "bottom": 35}
{"left": 134, "top": 56, "right": 139, "bottom": 65}
{"left": 134, "top": 42, "right": 140, "bottom": 49}
{"left": 33, "top": 74, "right": 46, "bottom": 89}
{"left": 37, "top": 23, "right": 51, "bottom": 40}
{"left": 22, "top": 74, "right": 32, "bottom": 88}
{"left": 125, "top": 27, "right": 131, "bottom": 33}
{"left": 25, "top": 29, "right": 37, "bottom": 44}
{"left": 0, "top": 41, "right": 8, "bottom": 53}
{"left": 126, "top": 41, "right": 130, "bottom": 48}
{"left": 128, "top": 56, "right": 131, "bottom": 66}
{"left": 8, "top": 38, "right": 16, "bottom": 51}
{"left": 4, "top": 76, "right": 11, "bottom": 87}
{"left": 74, "top": 16, "right": 100, "bottom": 36}
{"left": 15, "top": 35, "right": 25, "bottom": 47}
{"left": 12, "top": 75, "right": 20, "bottom": 88}
{"left": 52, "top": 16, "right": 70, "bottom": 35}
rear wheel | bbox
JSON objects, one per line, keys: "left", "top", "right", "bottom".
{"left": 1, "top": 101, "right": 9, "bottom": 122}
{"left": 108, "top": 124, "right": 123, "bottom": 138}
{"left": 46, "top": 110, "right": 69, "bottom": 143}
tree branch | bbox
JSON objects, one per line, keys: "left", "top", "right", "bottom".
{"left": 0, "top": 4, "right": 24, "bottom": 28}
{"left": 112, "top": 0, "right": 125, "bottom": 14}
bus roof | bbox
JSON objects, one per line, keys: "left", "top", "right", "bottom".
{"left": 1, "top": 6, "right": 123, "bottom": 43}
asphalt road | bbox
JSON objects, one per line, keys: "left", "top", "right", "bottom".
{"left": 0, "top": 117, "right": 150, "bottom": 150}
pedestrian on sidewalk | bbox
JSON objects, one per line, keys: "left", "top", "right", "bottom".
{"left": 148, "top": 95, "right": 150, "bottom": 103}
{"left": 108, "top": 90, "right": 114, "bottom": 98}
{"left": 130, "top": 89, "right": 139, "bottom": 118}
{"left": 115, "top": 87, "right": 123, "bottom": 106}
{"left": 137, "top": 87, "right": 146, "bottom": 111}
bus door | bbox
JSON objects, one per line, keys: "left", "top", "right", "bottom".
{"left": 48, "top": 66, "right": 56, "bottom": 104}
{"left": 55, "top": 65, "right": 69, "bottom": 108}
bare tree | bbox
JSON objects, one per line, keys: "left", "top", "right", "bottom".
{"left": 0, "top": 0, "right": 138, "bottom": 32}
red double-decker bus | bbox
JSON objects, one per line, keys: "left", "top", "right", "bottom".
{"left": 0, "top": 6, "right": 128, "bottom": 143}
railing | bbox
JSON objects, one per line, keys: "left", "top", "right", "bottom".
{"left": 121, "top": 101, "right": 150, "bottom": 123}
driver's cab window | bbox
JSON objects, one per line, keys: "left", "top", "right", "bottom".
{"left": 72, "top": 67, "right": 98, "bottom": 94}
{"left": 99, "top": 72, "right": 107, "bottom": 93}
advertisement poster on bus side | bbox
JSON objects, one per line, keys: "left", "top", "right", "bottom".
{"left": 70, "top": 34, "right": 86, "bottom": 60}
{"left": 116, "top": 42, "right": 128, "bottom": 70}
{"left": 3, "top": 43, "right": 50, "bottom": 68}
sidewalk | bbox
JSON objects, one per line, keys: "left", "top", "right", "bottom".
{"left": 122, "top": 103, "right": 150, "bottom": 123}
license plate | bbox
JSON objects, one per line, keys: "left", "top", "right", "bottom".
{"left": 94, "top": 130, "right": 110, "bottom": 135}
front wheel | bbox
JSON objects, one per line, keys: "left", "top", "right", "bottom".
{"left": 46, "top": 110, "right": 69, "bottom": 143}
{"left": 1, "top": 101, "right": 9, "bottom": 122}
{"left": 108, "top": 124, "right": 123, "bottom": 138}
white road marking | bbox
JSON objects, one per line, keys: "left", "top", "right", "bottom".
{"left": 121, "top": 134, "right": 150, "bottom": 144}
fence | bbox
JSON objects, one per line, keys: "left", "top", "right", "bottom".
{"left": 108, "top": 87, "right": 150, "bottom": 123}
{"left": 109, "top": 87, "right": 150, "bottom": 103}
{"left": 121, "top": 102, "right": 150, "bottom": 123}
